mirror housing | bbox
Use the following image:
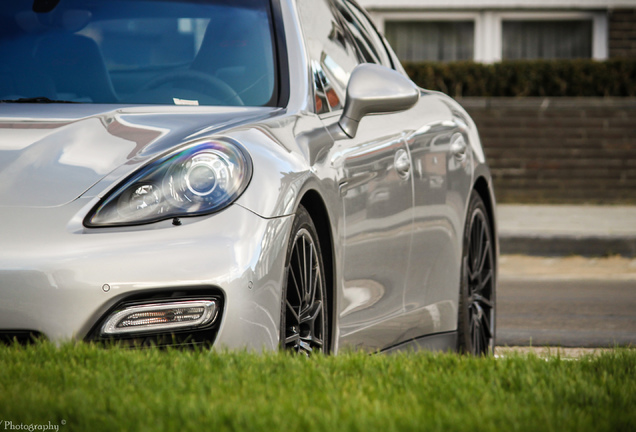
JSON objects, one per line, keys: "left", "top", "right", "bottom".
{"left": 329, "top": 63, "right": 420, "bottom": 139}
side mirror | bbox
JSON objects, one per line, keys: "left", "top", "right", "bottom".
{"left": 329, "top": 63, "right": 420, "bottom": 139}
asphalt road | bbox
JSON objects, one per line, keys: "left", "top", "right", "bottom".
{"left": 497, "top": 256, "right": 636, "bottom": 348}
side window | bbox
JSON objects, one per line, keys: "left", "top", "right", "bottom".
{"left": 335, "top": 2, "right": 377, "bottom": 64}
{"left": 334, "top": 3, "right": 376, "bottom": 63}
{"left": 297, "top": 0, "right": 361, "bottom": 113}
{"left": 342, "top": 0, "right": 396, "bottom": 69}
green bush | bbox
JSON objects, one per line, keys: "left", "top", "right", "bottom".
{"left": 403, "top": 59, "right": 636, "bottom": 97}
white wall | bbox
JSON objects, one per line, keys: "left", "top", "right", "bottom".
{"left": 359, "top": 0, "right": 636, "bottom": 9}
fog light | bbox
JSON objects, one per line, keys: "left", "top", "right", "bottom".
{"left": 101, "top": 300, "right": 217, "bottom": 335}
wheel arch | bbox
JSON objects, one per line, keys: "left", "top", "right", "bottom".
{"left": 299, "top": 190, "right": 335, "bottom": 352}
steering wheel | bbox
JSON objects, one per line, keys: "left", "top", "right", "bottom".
{"left": 141, "top": 70, "right": 244, "bottom": 106}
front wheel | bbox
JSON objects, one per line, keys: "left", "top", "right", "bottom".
{"left": 280, "top": 205, "right": 328, "bottom": 355}
{"left": 457, "top": 191, "right": 496, "bottom": 355}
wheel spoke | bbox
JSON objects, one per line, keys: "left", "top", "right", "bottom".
{"left": 477, "top": 240, "right": 491, "bottom": 276}
{"left": 469, "top": 296, "right": 492, "bottom": 355}
{"left": 480, "top": 317, "right": 490, "bottom": 352}
{"left": 477, "top": 270, "right": 493, "bottom": 295}
{"left": 473, "top": 218, "right": 483, "bottom": 270}
{"left": 302, "top": 237, "right": 308, "bottom": 297}
{"left": 481, "top": 314, "right": 492, "bottom": 339}
{"left": 311, "top": 266, "right": 321, "bottom": 305}
{"left": 471, "top": 316, "right": 479, "bottom": 353}
{"left": 479, "top": 220, "right": 486, "bottom": 251}
{"left": 470, "top": 220, "right": 478, "bottom": 271}
{"left": 302, "top": 334, "right": 323, "bottom": 348}
{"left": 286, "top": 299, "right": 300, "bottom": 323}
{"left": 474, "top": 293, "right": 494, "bottom": 309}
{"left": 289, "top": 258, "right": 303, "bottom": 305}
{"left": 469, "top": 266, "right": 479, "bottom": 283}
{"left": 285, "top": 332, "right": 300, "bottom": 345}
{"left": 295, "top": 243, "right": 305, "bottom": 295}
{"left": 301, "top": 300, "right": 323, "bottom": 325}
{"left": 307, "top": 240, "right": 314, "bottom": 303}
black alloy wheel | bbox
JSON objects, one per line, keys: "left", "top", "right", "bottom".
{"left": 280, "top": 205, "right": 328, "bottom": 355}
{"left": 457, "top": 191, "right": 496, "bottom": 355}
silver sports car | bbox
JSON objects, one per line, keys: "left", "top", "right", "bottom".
{"left": 0, "top": 0, "right": 497, "bottom": 355}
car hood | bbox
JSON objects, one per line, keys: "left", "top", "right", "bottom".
{"left": 0, "top": 104, "right": 281, "bottom": 208}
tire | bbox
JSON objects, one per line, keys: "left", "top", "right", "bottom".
{"left": 457, "top": 191, "right": 496, "bottom": 355}
{"left": 280, "top": 205, "right": 329, "bottom": 355}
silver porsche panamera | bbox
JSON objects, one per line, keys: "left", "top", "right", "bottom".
{"left": 0, "top": 0, "right": 497, "bottom": 355}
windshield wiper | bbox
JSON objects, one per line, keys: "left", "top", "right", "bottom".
{"left": 0, "top": 97, "right": 80, "bottom": 104}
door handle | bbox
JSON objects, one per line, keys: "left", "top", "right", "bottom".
{"left": 394, "top": 149, "right": 411, "bottom": 179}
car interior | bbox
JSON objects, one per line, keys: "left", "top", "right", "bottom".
{"left": 0, "top": 0, "right": 277, "bottom": 106}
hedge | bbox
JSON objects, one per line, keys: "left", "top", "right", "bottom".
{"left": 402, "top": 59, "right": 636, "bottom": 97}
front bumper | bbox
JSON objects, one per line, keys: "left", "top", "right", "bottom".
{"left": 0, "top": 199, "right": 293, "bottom": 350}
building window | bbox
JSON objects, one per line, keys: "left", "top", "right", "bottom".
{"left": 371, "top": 10, "right": 607, "bottom": 63}
{"left": 385, "top": 21, "right": 474, "bottom": 62}
{"left": 502, "top": 20, "right": 593, "bottom": 59}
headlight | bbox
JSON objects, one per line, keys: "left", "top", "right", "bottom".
{"left": 84, "top": 139, "right": 252, "bottom": 227}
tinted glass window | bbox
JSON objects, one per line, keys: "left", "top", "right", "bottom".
{"left": 297, "top": 0, "right": 361, "bottom": 112}
{"left": 339, "top": 1, "right": 392, "bottom": 67}
{"left": 0, "top": 0, "right": 276, "bottom": 106}
{"left": 503, "top": 20, "right": 592, "bottom": 59}
{"left": 385, "top": 21, "right": 474, "bottom": 62}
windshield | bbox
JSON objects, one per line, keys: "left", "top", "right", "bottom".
{"left": 0, "top": 0, "right": 277, "bottom": 106}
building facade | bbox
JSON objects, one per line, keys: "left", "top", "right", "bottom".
{"left": 358, "top": 0, "right": 636, "bottom": 62}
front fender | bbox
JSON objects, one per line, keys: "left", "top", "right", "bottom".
{"left": 232, "top": 113, "right": 336, "bottom": 219}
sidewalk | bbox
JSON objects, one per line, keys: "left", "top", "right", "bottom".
{"left": 497, "top": 205, "right": 636, "bottom": 257}
{"left": 496, "top": 205, "right": 636, "bottom": 348}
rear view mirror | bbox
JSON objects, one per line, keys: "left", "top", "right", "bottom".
{"left": 329, "top": 63, "right": 420, "bottom": 139}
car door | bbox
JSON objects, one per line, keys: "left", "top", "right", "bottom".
{"left": 296, "top": 0, "right": 414, "bottom": 351}
{"left": 402, "top": 104, "right": 471, "bottom": 338}
{"left": 339, "top": 0, "right": 473, "bottom": 342}
{"left": 329, "top": 107, "right": 414, "bottom": 352}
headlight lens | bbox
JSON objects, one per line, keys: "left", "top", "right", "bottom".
{"left": 84, "top": 139, "right": 252, "bottom": 227}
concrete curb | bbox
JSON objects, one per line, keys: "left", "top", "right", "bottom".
{"left": 497, "top": 205, "right": 636, "bottom": 257}
{"left": 500, "top": 234, "right": 636, "bottom": 257}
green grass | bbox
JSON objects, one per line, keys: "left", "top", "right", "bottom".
{"left": 0, "top": 343, "right": 634, "bottom": 432}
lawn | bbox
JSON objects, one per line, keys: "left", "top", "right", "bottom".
{"left": 0, "top": 343, "right": 634, "bottom": 431}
